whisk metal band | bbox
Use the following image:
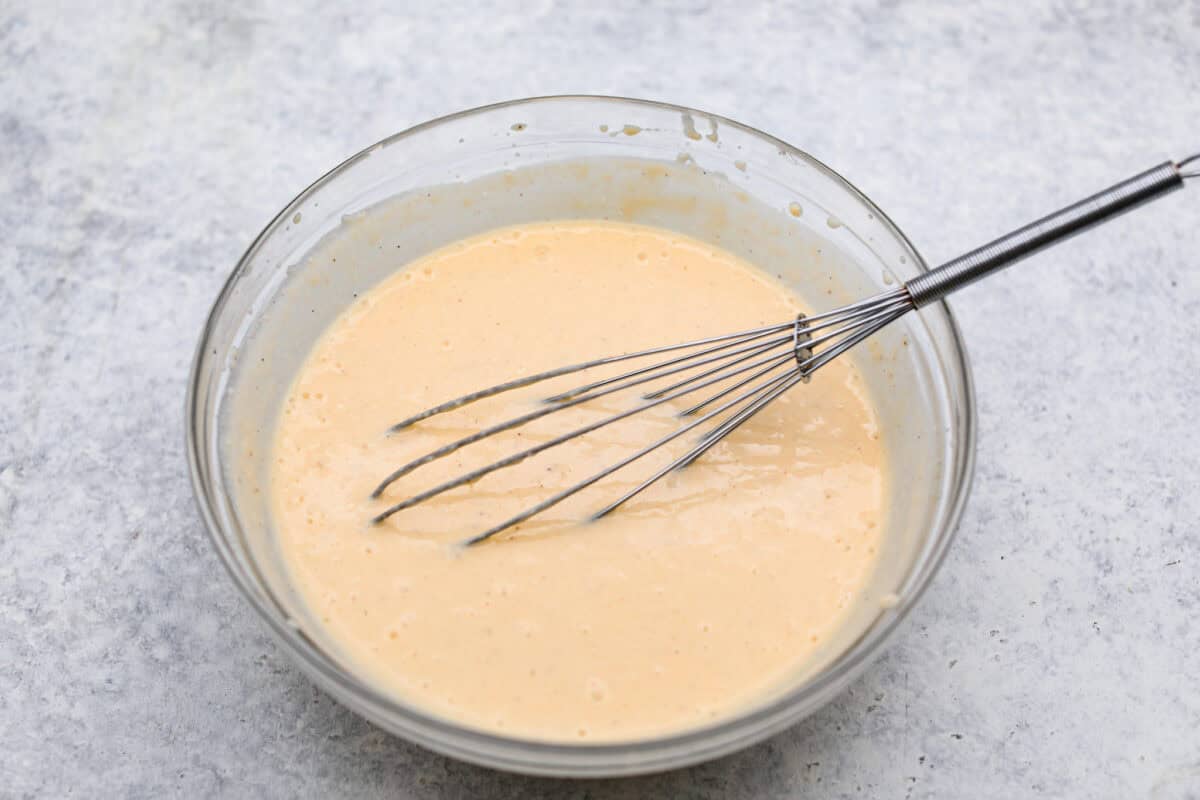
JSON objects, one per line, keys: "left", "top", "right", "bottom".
{"left": 793, "top": 313, "right": 813, "bottom": 369}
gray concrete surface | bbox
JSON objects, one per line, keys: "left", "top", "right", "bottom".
{"left": 3, "top": 1, "right": 1199, "bottom": 797}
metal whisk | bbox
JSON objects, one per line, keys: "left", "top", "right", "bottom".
{"left": 372, "top": 154, "right": 1199, "bottom": 545}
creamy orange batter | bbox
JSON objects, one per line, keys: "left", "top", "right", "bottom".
{"left": 270, "top": 220, "right": 886, "bottom": 741}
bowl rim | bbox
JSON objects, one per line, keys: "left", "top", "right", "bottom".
{"left": 185, "top": 93, "right": 977, "bottom": 776}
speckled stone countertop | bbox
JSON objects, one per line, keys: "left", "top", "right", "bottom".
{"left": 3, "top": 2, "right": 1199, "bottom": 797}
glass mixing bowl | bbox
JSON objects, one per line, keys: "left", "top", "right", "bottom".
{"left": 186, "top": 95, "right": 976, "bottom": 776}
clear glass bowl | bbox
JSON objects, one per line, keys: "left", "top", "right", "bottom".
{"left": 186, "top": 96, "right": 976, "bottom": 777}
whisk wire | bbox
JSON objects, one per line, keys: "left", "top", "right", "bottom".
{"left": 387, "top": 321, "right": 797, "bottom": 431}
{"left": 462, "top": 367, "right": 803, "bottom": 546}
{"left": 678, "top": 351, "right": 797, "bottom": 416}
{"left": 544, "top": 327, "right": 793, "bottom": 403}
{"left": 641, "top": 338, "right": 792, "bottom": 399}
{"left": 372, "top": 343, "right": 802, "bottom": 522}
{"left": 799, "top": 303, "right": 912, "bottom": 375}
{"left": 385, "top": 288, "right": 912, "bottom": 434}
{"left": 1179, "top": 153, "right": 1200, "bottom": 180}
{"left": 372, "top": 332, "right": 798, "bottom": 498}
{"left": 593, "top": 371, "right": 809, "bottom": 518}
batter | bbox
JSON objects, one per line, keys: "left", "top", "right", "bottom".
{"left": 270, "top": 220, "right": 886, "bottom": 741}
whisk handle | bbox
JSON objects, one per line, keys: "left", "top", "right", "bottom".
{"left": 905, "top": 160, "right": 1188, "bottom": 308}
